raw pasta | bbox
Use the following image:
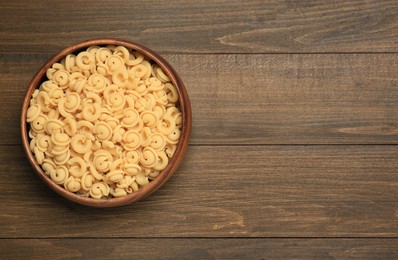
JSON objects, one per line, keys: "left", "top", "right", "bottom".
{"left": 27, "top": 45, "right": 182, "bottom": 199}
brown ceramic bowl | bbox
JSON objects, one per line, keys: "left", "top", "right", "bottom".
{"left": 20, "top": 38, "right": 191, "bottom": 207}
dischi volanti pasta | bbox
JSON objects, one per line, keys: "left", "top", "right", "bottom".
{"left": 26, "top": 45, "right": 182, "bottom": 199}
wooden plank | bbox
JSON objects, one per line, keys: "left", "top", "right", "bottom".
{"left": 1, "top": 145, "right": 398, "bottom": 238}
{"left": 2, "top": 53, "right": 398, "bottom": 145}
{"left": 1, "top": 1, "right": 398, "bottom": 54}
{"left": 1, "top": 238, "right": 398, "bottom": 259}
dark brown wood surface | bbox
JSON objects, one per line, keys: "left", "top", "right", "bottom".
{"left": 1, "top": 145, "right": 398, "bottom": 238}
{"left": 2, "top": 239, "right": 398, "bottom": 259}
{"left": 1, "top": 0, "right": 398, "bottom": 54}
{"left": 1, "top": 0, "right": 397, "bottom": 258}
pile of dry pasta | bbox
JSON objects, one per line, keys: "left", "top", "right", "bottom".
{"left": 26, "top": 45, "right": 182, "bottom": 199}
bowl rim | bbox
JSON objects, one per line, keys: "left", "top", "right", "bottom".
{"left": 20, "top": 38, "right": 192, "bottom": 207}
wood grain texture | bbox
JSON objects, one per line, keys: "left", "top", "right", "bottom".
{"left": 1, "top": 145, "right": 398, "bottom": 238}
{"left": 2, "top": 0, "right": 398, "bottom": 257}
{"left": 2, "top": 53, "right": 397, "bottom": 145}
{"left": 1, "top": 0, "right": 398, "bottom": 54}
{"left": 1, "top": 238, "right": 398, "bottom": 259}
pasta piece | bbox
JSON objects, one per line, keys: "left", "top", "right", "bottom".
{"left": 155, "top": 65, "right": 170, "bottom": 83}
{"left": 63, "top": 117, "right": 77, "bottom": 136}
{"left": 140, "top": 110, "right": 157, "bottom": 128}
{"left": 157, "top": 114, "right": 176, "bottom": 135}
{"left": 121, "top": 108, "right": 139, "bottom": 128}
{"left": 26, "top": 104, "right": 41, "bottom": 122}
{"left": 88, "top": 74, "right": 107, "bottom": 93}
{"left": 36, "top": 135, "right": 51, "bottom": 152}
{"left": 51, "top": 133, "right": 70, "bottom": 146}
{"left": 164, "top": 83, "right": 179, "bottom": 103}
{"left": 122, "top": 130, "right": 141, "bottom": 150}
{"left": 81, "top": 103, "right": 101, "bottom": 122}
{"left": 95, "top": 48, "right": 112, "bottom": 63}
{"left": 89, "top": 182, "right": 110, "bottom": 199}
{"left": 126, "top": 51, "right": 144, "bottom": 66}
{"left": 153, "top": 90, "right": 168, "bottom": 106}
{"left": 53, "top": 149, "right": 70, "bottom": 165}
{"left": 106, "top": 55, "right": 124, "bottom": 73}
{"left": 42, "top": 159, "right": 56, "bottom": 176}
{"left": 93, "top": 122, "right": 113, "bottom": 141}
{"left": 114, "top": 46, "right": 130, "bottom": 63}
{"left": 70, "top": 134, "right": 92, "bottom": 154}
{"left": 68, "top": 157, "right": 87, "bottom": 178}
{"left": 44, "top": 119, "right": 64, "bottom": 135}
{"left": 110, "top": 187, "right": 127, "bottom": 197}
{"left": 31, "top": 114, "right": 48, "bottom": 133}
{"left": 64, "top": 176, "right": 82, "bottom": 192}
{"left": 93, "top": 149, "right": 113, "bottom": 172}
{"left": 139, "top": 147, "right": 157, "bottom": 168}
{"left": 36, "top": 91, "right": 52, "bottom": 112}
{"left": 124, "top": 163, "right": 141, "bottom": 176}
{"left": 76, "top": 51, "right": 95, "bottom": 70}
{"left": 150, "top": 133, "right": 166, "bottom": 151}
{"left": 33, "top": 147, "right": 44, "bottom": 164}
{"left": 51, "top": 166, "right": 69, "bottom": 185}
{"left": 154, "top": 151, "right": 168, "bottom": 171}
{"left": 165, "top": 144, "right": 177, "bottom": 158}
{"left": 106, "top": 92, "right": 126, "bottom": 111}
{"left": 81, "top": 172, "right": 95, "bottom": 191}
{"left": 140, "top": 127, "right": 152, "bottom": 147}
{"left": 106, "top": 170, "right": 124, "bottom": 182}
{"left": 53, "top": 69, "right": 70, "bottom": 88}
{"left": 166, "top": 128, "right": 181, "bottom": 145}
{"left": 135, "top": 173, "right": 149, "bottom": 186}
{"left": 124, "top": 150, "right": 140, "bottom": 164}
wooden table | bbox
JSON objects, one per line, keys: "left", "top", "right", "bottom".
{"left": 1, "top": 1, "right": 398, "bottom": 258}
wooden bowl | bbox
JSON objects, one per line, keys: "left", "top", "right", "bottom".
{"left": 20, "top": 38, "right": 191, "bottom": 207}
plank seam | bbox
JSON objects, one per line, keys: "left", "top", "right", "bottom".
{"left": 2, "top": 51, "right": 398, "bottom": 55}
{"left": 1, "top": 144, "right": 398, "bottom": 147}
{"left": 1, "top": 237, "right": 398, "bottom": 240}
